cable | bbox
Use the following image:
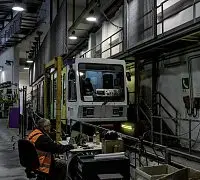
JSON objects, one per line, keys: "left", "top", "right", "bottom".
{"left": 142, "top": 130, "right": 160, "bottom": 165}
{"left": 192, "top": 127, "right": 200, "bottom": 148}
{"left": 179, "top": 122, "right": 200, "bottom": 136}
{"left": 99, "top": 9, "right": 123, "bottom": 29}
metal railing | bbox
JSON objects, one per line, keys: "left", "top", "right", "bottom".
{"left": 155, "top": 91, "right": 179, "bottom": 145}
{"left": 139, "top": 92, "right": 191, "bottom": 148}
{"left": 80, "top": 29, "right": 123, "bottom": 58}
{"left": 70, "top": 119, "right": 200, "bottom": 173}
{"left": 0, "top": 13, "right": 21, "bottom": 46}
{"left": 139, "top": 91, "right": 200, "bottom": 154}
{"left": 157, "top": 0, "right": 200, "bottom": 35}
{"left": 129, "top": 0, "right": 200, "bottom": 48}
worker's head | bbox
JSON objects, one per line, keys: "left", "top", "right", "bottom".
{"left": 37, "top": 118, "right": 51, "bottom": 133}
{"left": 85, "top": 78, "right": 91, "bottom": 84}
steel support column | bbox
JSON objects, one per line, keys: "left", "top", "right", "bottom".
{"left": 153, "top": 0, "right": 157, "bottom": 38}
{"left": 123, "top": 0, "right": 128, "bottom": 51}
{"left": 55, "top": 57, "right": 63, "bottom": 142}
{"left": 135, "top": 59, "right": 140, "bottom": 122}
{"left": 152, "top": 57, "right": 159, "bottom": 142}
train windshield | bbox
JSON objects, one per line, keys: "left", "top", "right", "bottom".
{"left": 79, "top": 63, "right": 125, "bottom": 102}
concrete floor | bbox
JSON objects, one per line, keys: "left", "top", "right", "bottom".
{"left": 0, "top": 119, "right": 27, "bottom": 180}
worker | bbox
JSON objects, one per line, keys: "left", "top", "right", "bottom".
{"left": 84, "top": 78, "right": 94, "bottom": 95}
{"left": 27, "top": 118, "right": 74, "bottom": 180}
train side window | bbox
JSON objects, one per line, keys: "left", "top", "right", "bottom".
{"left": 68, "top": 66, "right": 77, "bottom": 101}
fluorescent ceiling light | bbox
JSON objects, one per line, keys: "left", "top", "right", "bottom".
{"left": 69, "top": 35, "right": 77, "bottom": 40}
{"left": 26, "top": 60, "right": 33, "bottom": 63}
{"left": 24, "top": 67, "right": 29, "bottom": 70}
{"left": 86, "top": 16, "right": 97, "bottom": 22}
{"left": 12, "top": 6, "right": 25, "bottom": 12}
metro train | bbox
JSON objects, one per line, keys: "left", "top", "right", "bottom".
{"left": 31, "top": 58, "right": 135, "bottom": 134}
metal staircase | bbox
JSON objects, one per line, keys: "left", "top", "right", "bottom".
{"left": 139, "top": 91, "right": 181, "bottom": 147}
{"left": 0, "top": 12, "right": 38, "bottom": 50}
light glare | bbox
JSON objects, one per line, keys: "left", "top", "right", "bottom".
{"left": 86, "top": 16, "right": 97, "bottom": 22}
{"left": 12, "top": 6, "right": 25, "bottom": 12}
{"left": 69, "top": 36, "right": 77, "bottom": 40}
{"left": 26, "top": 60, "right": 33, "bottom": 63}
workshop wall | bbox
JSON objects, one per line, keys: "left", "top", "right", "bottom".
{"left": 141, "top": 50, "right": 200, "bottom": 150}
{"left": 0, "top": 47, "right": 19, "bottom": 85}
{"left": 158, "top": 51, "right": 200, "bottom": 150}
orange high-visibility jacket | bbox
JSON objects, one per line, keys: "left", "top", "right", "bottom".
{"left": 27, "top": 129, "right": 52, "bottom": 174}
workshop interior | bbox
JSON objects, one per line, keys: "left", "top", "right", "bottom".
{"left": 1, "top": 0, "right": 200, "bottom": 179}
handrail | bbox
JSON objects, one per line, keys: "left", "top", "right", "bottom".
{"left": 71, "top": 119, "right": 200, "bottom": 165}
{"left": 0, "top": 13, "right": 21, "bottom": 46}
{"left": 80, "top": 29, "right": 123, "bottom": 58}
{"left": 140, "top": 97, "right": 152, "bottom": 115}
{"left": 158, "top": 103, "right": 173, "bottom": 119}
{"left": 155, "top": 91, "right": 179, "bottom": 140}
{"left": 139, "top": 106, "right": 151, "bottom": 124}
{"left": 156, "top": 91, "right": 179, "bottom": 116}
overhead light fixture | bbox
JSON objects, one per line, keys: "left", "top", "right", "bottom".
{"left": 86, "top": 10, "right": 97, "bottom": 22}
{"left": 0, "top": 66, "right": 3, "bottom": 72}
{"left": 69, "top": 31, "right": 77, "bottom": 40}
{"left": 86, "top": 17, "right": 97, "bottom": 22}
{"left": 12, "top": 6, "right": 24, "bottom": 11}
{"left": 24, "top": 67, "right": 29, "bottom": 70}
{"left": 26, "top": 60, "right": 33, "bottom": 63}
{"left": 12, "top": 2, "right": 25, "bottom": 12}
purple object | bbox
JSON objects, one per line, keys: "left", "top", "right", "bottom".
{"left": 9, "top": 107, "right": 20, "bottom": 128}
